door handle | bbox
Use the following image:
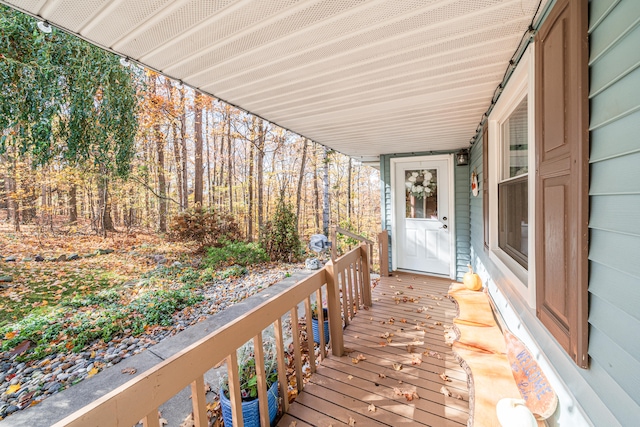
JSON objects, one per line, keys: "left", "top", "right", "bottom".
{"left": 442, "top": 217, "right": 447, "bottom": 221}
{"left": 440, "top": 224, "right": 448, "bottom": 229}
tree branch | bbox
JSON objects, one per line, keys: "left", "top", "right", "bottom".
{"left": 130, "top": 176, "right": 181, "bottom": 206}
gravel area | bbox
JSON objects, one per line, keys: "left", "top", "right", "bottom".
{"left": 0, "top": 263, "right": 302, "bottom": 419}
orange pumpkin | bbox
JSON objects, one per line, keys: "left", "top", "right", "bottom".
{"left": 463, "top": 264, "right": 482, "bottom": 291}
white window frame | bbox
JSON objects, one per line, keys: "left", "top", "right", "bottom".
{"left": 488, "top": 44, "right": 536, "bottom": 308}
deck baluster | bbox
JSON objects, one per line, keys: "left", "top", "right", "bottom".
{"left": 315, "top": 288, "right": 327, "bottom": 358}
{"left": 273, "top": 318, "right": 289, "bottom": 414}
{"left": 252, "top": 333, "right": 270, "bottom": 427}
{"left": 226, "top": 352, "right": 244, "bottom": 427}
{"left": 290, "top": 306, "right": 304, "bottom": 392}
{"left": 325, "top": 260, "right": 344, "bottom": 356}
{"left": 304, "top": 296, "right": 316, "bottom": 373}
{"left": 190, "top": 375, "right": 208, "bottom": 427}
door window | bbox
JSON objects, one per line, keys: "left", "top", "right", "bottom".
{"left": 405, "top": 169, "right": 437, "bottom": 219}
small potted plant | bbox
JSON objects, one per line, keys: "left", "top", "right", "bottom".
{"left": 311, "top": 302, "right": 330, "bottom": 345}
{"left": 219, "top": 338, "right": 279, "bottom": 426}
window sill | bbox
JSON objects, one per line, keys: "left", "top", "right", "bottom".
{"left": 488, "top": 247, "right": 531, "bottom": 307}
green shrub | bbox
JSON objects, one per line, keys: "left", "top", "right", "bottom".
{"left": 260, "top": 202, "right": 302, "bottom": 262}
{"left": 218, "top": 265, "right": 248, "bottom": 279}
{"left": 169, "top": 208, "right": 241, "bottom": 250}
{"left": 203, "top": 241, "right": 269, "bottom": 269}
{"left": 130, "top": 288, "right": 203, "bottom": 332}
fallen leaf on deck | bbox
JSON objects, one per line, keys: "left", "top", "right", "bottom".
{"left": 456, "top": 394, "right": 464, "bottom": 400}
{"left": 348, "top": 375, "right": 353, "bottom": 380}
{"left": 408, "top": 285, "right": 414, "bottom": 289}
{"left": 439, "top": 373, "right": 452, "bottom": 382}
{"left": 392, "top": 363, "right": 403, "bottom": 371}
{"left": 348, "top": 416, "right": 356, "bottom": 426}
{"left": 411, "top": 355, "right": 422, "bottom": 365}
{"left": 288, "top": 422, "right": 297, "bottom": 427}
{"left": 378, "top": 373, "right": 386, "bottom": 378}
{"left": 368, "top": 403, "right": 376, "bottom": 412}
{"left": 427, "top": 350, "right": 443, "bottom": 360}
{"left": 121, "top": 367, "right": 137, "bottom": 375}
{"left": 352, "top": 354, "right": 366, "bottom": 364}
{"left": 380, "top": 332, "right": 390, "bottom": 339}
{"left": 406, "top": 344, "right": 415, "bottom": 353}
{"left": 394, "top": 387, "right": 419, "bottom": 401}
{"left": 440, "top": 386, "right": 452, "bottom": 397}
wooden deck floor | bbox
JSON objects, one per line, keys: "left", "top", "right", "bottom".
{"left": 278, "top": 272, "right": 470, "bottom": 427}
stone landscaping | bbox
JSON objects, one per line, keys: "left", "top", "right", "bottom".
{"left": 0, "top": 245, "right": 302, "bottom": 420}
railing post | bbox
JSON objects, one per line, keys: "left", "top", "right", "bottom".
{"left": 360, "top": 243, "right": 372, "bottom": 307}
{"left": 378, "top": 230, "right": 390, "bottom": 277}
{"left": 325, "top": 260, "right": 344, "bottom": 356}
{"left": 330, "top": 225, "right": 337, "bottom": 261}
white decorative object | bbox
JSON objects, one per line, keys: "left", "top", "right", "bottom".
{"left": 496, "top": 398, "right": 538, "bottom": 427}
{"left": 471, "top": 171, "right": 479, "bottom": 197}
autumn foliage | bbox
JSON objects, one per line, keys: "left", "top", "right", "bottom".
{"left": 169, "top": 208, "right": 241, "bottom": 250}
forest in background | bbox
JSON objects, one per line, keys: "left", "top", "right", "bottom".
{"left": 0, "top": 6, "right": 381, "bottom": 246}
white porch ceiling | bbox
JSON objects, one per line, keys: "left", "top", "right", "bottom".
{"left": 3, "top": 0, "right": 544, "bottom": 160}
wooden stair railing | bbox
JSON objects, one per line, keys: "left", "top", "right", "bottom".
{"left": 52, "top": 245, "right": 372, "bottom": 427}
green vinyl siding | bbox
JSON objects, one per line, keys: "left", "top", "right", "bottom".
{"left": 464, "top": 1, "right": 640, "bottom": 424}
{"left": 587, "top": 0, "right": 640, "bottom": 419}
{"left": 379, "top": 152, "right": 470, "bottom": 280}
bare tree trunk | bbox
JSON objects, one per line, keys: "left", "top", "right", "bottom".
{"left": 347, "top": 157, "right": 352, "bottom": 222}
{"left": 313, "top": 144, "right": 320, "bottom": 231}
{"left": 97, "top": 168, "right": 115, "bottom": 235}
{"left": 322, "top": 146, "right": 330, "bottom": 236}
{"left": 194, "top": 92, "right": 204, "bottom": 207}
{"left": 295, "top": 138, "right": 308, "bottom": 230}
{"left": 256, "top": 119, "right": 265, "bottom": 232}
{"left": 247, "top": 117, "right": 256, "bottom": 241}
{"left": 172, "top": 120, "right": 184, "bottom": 212}
{"left": 6, "top": 155, "right": 19, "bottom": 231}
{"left": 69, "top": 184, "right": 78, "bottom": 224}
{"left": 226, "top": 108, "right": 233, "bottom": 214}
{"left": 151, "top": 77, "right": 167, "bottom": 232}
{"left": 179, "top": 87, "right": 189, "bottom": 210}
{"left": 205, "top": 108, "right": 213, "bottom": 208}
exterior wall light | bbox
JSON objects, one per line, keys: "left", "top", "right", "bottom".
{"left": 456, "top": 149, "right": 469, "bottom": 166}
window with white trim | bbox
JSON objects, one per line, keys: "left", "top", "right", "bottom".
{"left": 498, "top": 97, "right": 528, "bottom": 269}
{"left": 488, "top": 45, "right": 535, "bottom": 306}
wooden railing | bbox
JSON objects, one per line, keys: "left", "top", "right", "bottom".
{"left": 330, "top": 225, "right": 374, "bottom": 271}
{"left": 52, "top": 244, "right": 372, "bottom": 427}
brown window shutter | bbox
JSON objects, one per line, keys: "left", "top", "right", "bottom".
{"left": 534, "top": 0, "right": 589, "bottom": 368}
{"left": 482, "top": 124, "right": 489, "bottom": 251}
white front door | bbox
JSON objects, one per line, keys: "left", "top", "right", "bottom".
{"left": 393, "top": 156, "right": 452, "bottom": 276}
